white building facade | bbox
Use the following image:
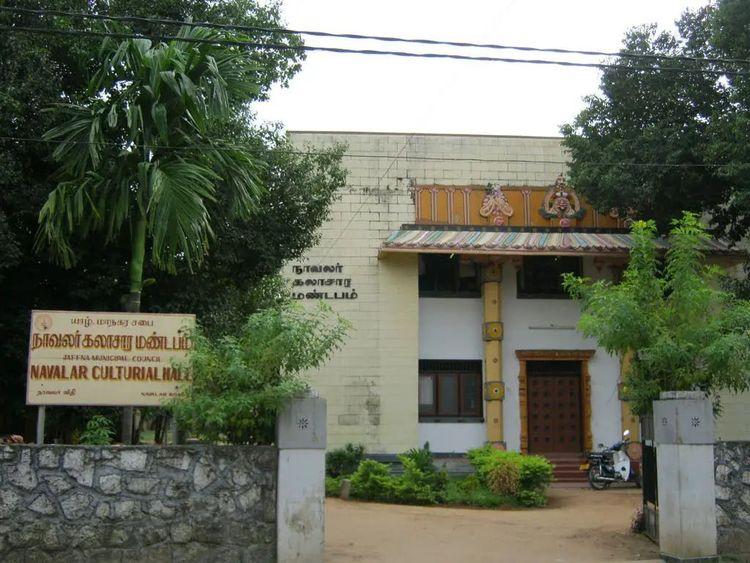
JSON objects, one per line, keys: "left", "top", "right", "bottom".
{"left": 284, "top": 131, "right": 748, "bottom": 459}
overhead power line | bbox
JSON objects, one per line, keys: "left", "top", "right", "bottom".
{"left": 1, "top": 24, "right": 747, "bottom": 77}
{"left": 2, "top": 135, "right": 749, "bottom": 169}
{"left": 2, "top": 5, "right": 749, "bottom": 67}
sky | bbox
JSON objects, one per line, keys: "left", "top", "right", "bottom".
{"left": 254, "top": 0, "right": 709, "bottom": 137}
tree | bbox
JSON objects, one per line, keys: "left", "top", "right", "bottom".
{"left": 0, "top": 1, "right": 343, "bottom": 438}
{"left": 38, "top": 25, "right": 265, "bottom": 312}
{"left": 170, "top": 301, "right": 350, "bottom": 444}
{"left": 561, "top": 1, "right": 750, "bottom": 238}
{"left": 563, "top": 212, "right": 750, "bottom": 415}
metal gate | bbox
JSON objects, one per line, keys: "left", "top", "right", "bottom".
{"left": 641, "top": 414, "right": 659, "bottom": 542}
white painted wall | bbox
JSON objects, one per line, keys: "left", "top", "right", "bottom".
{"left": 418, "top": 423, "right": 486, "bottom": 453}
{"left": 501, "top": 259, "right": 622, "bottom": 452}
{"left": 419, "top": 298, "right": 483, "bottom": 360}
{"left": 418, "top": 298, "right": 485, "bottom": 452}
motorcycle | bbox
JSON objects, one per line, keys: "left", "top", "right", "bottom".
{"left": 580, "top": 429, "right": 641, "bottom": 490}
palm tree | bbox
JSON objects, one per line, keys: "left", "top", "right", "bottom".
{"left": 37, "top": 26, "right": 265, "bottom": 442}
{"left": 38, "top": 26, "right": 264, "bottom": 313}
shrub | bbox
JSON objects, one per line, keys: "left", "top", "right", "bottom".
{"left": 326, "top": 443, "right": 365, "bottom": 478}
{"left": 486, "top": 458, "right": 521, "bottom": 495}
{"left": 170, "top": 301, "right": 350, "bottom": 444}
{"left": 350, "top": 460, "right": 396, "bottom": 502}
{"left": 516, "top": 489, "right": 548, "bottom": 507}
{"left": 398, "top": 442, "right": 448, "bottom": 492}
{"left": 468, "top": 445, "right": 553, "bottom": 490}
{"left": 325, "top": 476, "right": 342, "bottom": 497}
{"left": 391, "top": 457, "right": 441, "bottom": 505}
{"left": 79, "top": 415, "right": 114, "bottom": 445}
{"left": 518, "top": 455, "right": 554, "bottom": 491}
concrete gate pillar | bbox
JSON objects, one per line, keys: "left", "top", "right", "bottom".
{"left": 654, "top": 391, "right": 718, "bottom": 562}
{"left": 276, "top": 391, "right": 327, "bottom": 563}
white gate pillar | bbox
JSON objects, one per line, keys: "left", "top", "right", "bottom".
{"left": 276, "top": 392, "right": 327, "bottom": 563}
{"left": 654, "top": 391, "right": 718, "bottom": 562}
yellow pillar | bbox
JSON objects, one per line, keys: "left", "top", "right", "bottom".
{"left": 619, "top": 352, "right": 640, "bottom": 441}
{"left": 482, "top": 262, "right": 505, "bottom": 448}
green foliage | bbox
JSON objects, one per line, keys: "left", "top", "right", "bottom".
{"left": 564, "top": 213, "right": 750, "bottom": 415}
{"left": 349, "top": 460, "right": 395, "bottom": 503}
{"left": 467, "top": 446, "right": 553, "bottom": 490}
{"left": 38, "top": 25, "right": 265, "bottom": 275}
{"left": 398, "top": 442, "right": 448, "bottom": 492}
{"left": 348, "top": 444, "right": 447, "bottom": 506}
{"left": 515, "top": 489, "right": 548, "bottom": 508}
{"left": 0, "top": 1, "right": 343, "bottom": 437}
{"left": 486, "top": 458, "right": 521, "bottom": 496}
{"left": 326, "top": 443, "right": 365, "bottom": 478}
{"left": 170, "top": 300, "right": 350, "bottom": 444}
{"left": 467, "top": 445, "right": 553, "bottom": 506}
{"left": 442, "top": 476, "right": 517, "bottom": 508}
{"left": 325, "top": 476, "right": 342, "bottom": 497}
{"left": 78, "top": 415, "right": 115, "bottom": 445}
{"left": 562, "top": 1, "right": 750, "bottom": 243}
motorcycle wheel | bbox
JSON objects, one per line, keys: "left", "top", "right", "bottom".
{"left": 588, "top": 466, "right": 611, "bottom": 490}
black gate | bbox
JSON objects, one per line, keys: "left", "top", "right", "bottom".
{"left": 641, "top": 415, "right": 658, "bottom": 542}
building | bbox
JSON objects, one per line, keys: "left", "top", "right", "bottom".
{"left": 284, "top": 131, "right": 749, "bottom": 459}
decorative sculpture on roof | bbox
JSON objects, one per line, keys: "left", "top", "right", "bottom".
{"left": 540, "top": 174, "right": 585, "bottom": 227}
{"left": 480, "top": 184, "right": 514, "bottom": 226}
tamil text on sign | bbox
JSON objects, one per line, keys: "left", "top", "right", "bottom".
{"left": 27, "top": 310, "right": 196, "bottom": 406}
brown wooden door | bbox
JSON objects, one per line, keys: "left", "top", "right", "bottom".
{"left": 527, "top": 366, "right": 582, "bottom": 453}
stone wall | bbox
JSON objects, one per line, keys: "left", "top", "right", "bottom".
{"left": 715, "top": 441, "right": 750, "bottom": 556}
{"left": 0, "top": 445, "right": 277, "bottom": 562}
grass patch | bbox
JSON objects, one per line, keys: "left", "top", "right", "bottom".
{"left": 442, "top": 476, "right": 518, "bottom": 508}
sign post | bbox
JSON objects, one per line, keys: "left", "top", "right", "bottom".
{"left": 35, "top": 406, "right": 45, "bottom": 444}
{"left": 26, "top": 311, "right": 195, "bottom": 431}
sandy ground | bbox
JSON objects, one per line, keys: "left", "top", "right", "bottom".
{"left": 325, "top": 488, "right": 659, "bottom": 563}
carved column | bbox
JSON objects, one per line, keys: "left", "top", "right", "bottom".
{"left": 482, "top": 262, "right": 505, "bottom": 448}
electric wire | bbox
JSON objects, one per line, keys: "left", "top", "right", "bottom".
{"left": 2, "top": 5, "right": 749, "bottom": 67}
{"left": 1, "top": 24, "right": 747, "bottom": 77}
{"left": 1, "top": 135, "right": 748, "bottom": 169}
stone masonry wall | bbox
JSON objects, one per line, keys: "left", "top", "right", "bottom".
{"left": 715, "top": 441, "right": 750, "bottom": 556}
{"left": 0, "top": 445, "right": 277, "bottom": 562}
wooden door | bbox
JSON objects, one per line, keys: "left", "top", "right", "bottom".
{"left": 527, "top": 363, "right": 582, "bottom": 453}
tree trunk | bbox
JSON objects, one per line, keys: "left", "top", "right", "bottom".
{"left": 122, "top": 214, "right": 147, "bottom": 444}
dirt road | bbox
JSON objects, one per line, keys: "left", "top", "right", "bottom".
{"left": 325, "top": 488, "right": 659, "bottom": 562}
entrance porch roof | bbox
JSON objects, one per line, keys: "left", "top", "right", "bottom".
{"left": 380, "top": 226, "right": 742, "bottom": 257}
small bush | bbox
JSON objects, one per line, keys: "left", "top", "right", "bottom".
{"left": 518, "top": 455, "right": 554, "bottom": 491}
{"left": 326, "top": 443, "right": 365, "bottom": 477}
{"left": 467, "top": 445, "right": 553, "bottom": 507}
{"left": 79, "top": 415, "right": 114, "bottom": 445}
{"left": 486, "top": 458, "right": 521, "bottom": 495}
{"left": 398, "top": 442, "right": 448, "bottom": 492}
{"left": 350, "top": 460, "right": 396, "bottom": 502}
{"left": 515, "top": 489, "right": 548, "bottom": 507}
{"left": 325, "top": 476, "right": 342, "bottom": 497}
{"left": 392, "top": 457, "right": 441, "bottom": 505}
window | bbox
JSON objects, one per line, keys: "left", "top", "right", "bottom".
{"left": 419, "top": 254, "right": 480, "bottom": 297}
{"left": 517, "top": 256, "right": 582, "bottom": 299}
{"left": 418, "top": 360, "right": 483, "bottom": 421}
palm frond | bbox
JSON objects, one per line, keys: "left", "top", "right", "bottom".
{"left": 147, "top": 158, "right": 220, "bottom": 273}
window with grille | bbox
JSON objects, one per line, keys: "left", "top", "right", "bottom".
{"left": 418, "top": 360, "right": 483, "bottom": 421}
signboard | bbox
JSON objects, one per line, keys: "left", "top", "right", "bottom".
{"left": 27, "top": 310, "right": 195, "bottom": 407}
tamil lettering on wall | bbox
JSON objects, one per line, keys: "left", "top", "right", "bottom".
{"left": 26, "top": 310, "right": 195, "bottom": 407}
{"left": 290, "top": 263, "right": 358, "bottom": 300}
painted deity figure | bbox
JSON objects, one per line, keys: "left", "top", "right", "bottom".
{"left": 480, "top": 184, "right": 514, "bottom": 226}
